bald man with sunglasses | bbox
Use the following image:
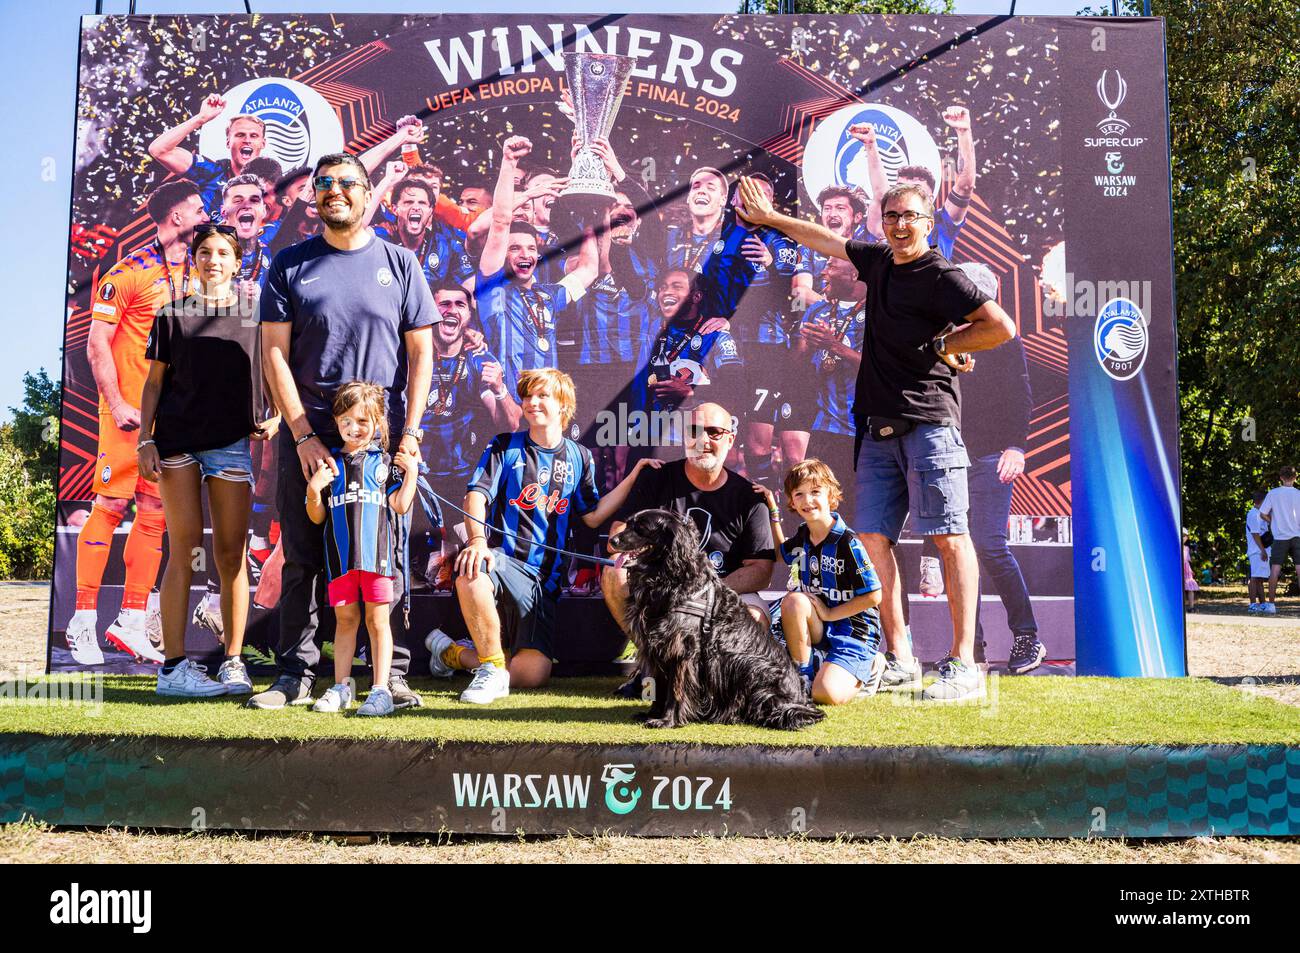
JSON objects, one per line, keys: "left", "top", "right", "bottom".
{"left": 601, "top": 402, "right": 778, "bottom": 696}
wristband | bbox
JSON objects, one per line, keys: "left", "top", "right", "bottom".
{"left": 136, "top": 439, "right": 155, "bottom": 451}
{"left": 294, "top": 431, "right": 318, "bottom": 447}
{"left": 948, "top": 189, "right": 972, "bottom": 210}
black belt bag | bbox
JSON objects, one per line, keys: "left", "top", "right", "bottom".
{"left": 868, "top": 416, "right": 916, "bottom": 441}
{"left": 852, "top": 415, "right": 917, "bottom": 471}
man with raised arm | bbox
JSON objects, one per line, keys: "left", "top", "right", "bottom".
{"left": 735, "top": 175, "right": 1015, "bottom": 702}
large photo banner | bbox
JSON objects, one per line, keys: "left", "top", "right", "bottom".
{"left": 51, "top": 13, "right": 1183, "bottom": 678}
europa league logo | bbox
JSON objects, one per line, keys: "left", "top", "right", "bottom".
{"left": 553, "top": 52, "right": 636, "bottom": 232}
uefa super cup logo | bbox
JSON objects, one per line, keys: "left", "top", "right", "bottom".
{"left": 802, "top": 103, "right": 942, "bottom": 209}
{"left": 198, "top": 78, "right": 344, "bottom": 169}
{"left": 1096, "top": 70, "right": 1130, "bottom": 136}
{"left": 1094, "top": 297, "right": 1149, "bottom": 381}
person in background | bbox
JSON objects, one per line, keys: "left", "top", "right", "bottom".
{"left": 1246, "top": 489, "right": 1270, "bottom": 613}
{"left": 1260, "top": 465, "right": 1300, "bottom": 615}
{"left": 1182, "top": 528, "right": 1199, "bottom": 612}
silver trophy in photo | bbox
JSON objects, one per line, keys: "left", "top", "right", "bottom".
{"left": 553, "top": 51, "right": 636, "bottom": 231}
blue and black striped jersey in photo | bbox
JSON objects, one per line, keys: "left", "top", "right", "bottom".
{"left": 239, "top": 241, "right": 271, "bottom": 289}
{"left": 639, "top": 322, "right": 744, "bottom": 413}
{"left": 474, "top": 267, "right": 570, "bottom": 397}
{"left": 932, "top": 208, "right": 963, "bottom": 260}
{"left": 577, "top": 248, "right": 657, "bottom": 365}
{"left": 799, "top": 298, "right": 867, "bottom": 437}
{"left": 185, "top": 155, "right": 236, "bottom": 217}
{"left": 533, "top": 230, "right": 565, "bottom": 286}
{"left": 375, "top": 221, "right": 475, "bottom": 285}
{"left": 322, "top": 448, "right": 401, "bottom": 582}
{"left": 780, "top": 513, "right": 882, "bottom": 642}
{"left": 796, "top": 245, "right": 831, "bottom": 289}
{"left": 421, "top": 348, "right": 503, "bottom": 478}
{"left": 468, "top": 431, "right": 601, "bottom": 596}
{"left": 692, "top": 219, "right": 799, "bottom": 346}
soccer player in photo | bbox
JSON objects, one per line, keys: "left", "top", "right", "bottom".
{"left": 148, "top": 94, "right": 267, "bottom": 215}
{"left": 638, "top": 269, "right": 745, "bottom": 431}
{"left": 665, "top": 166, "right": 727, "bottom": 274}
{"left": 792, "top": 185, "right": 869, "bottom": 307}
{"left": 897, "top": 105, "right": 978, "bottom": 259}
{"left": 242, "top": 156, "right": 284, "bottom": 243}
{"left": 419, "top": 282, "right": 522, "bottom": 591}
{"left": 64, "top": 180, "right": 210, "bottom": 667}
{"left": 474, "top": 136, "right": 598, "bottom": 396}
{"left": 790, "top": 255, "right": 868, "bottom": 519}
{"left": 449, "top": 368, "right": 660, "bottom": 700}
{"left": 219, "top": 174, "right": 271, "bottom": 290}
{"left": 368, "top": 166, "right": 475, "bottom": 286}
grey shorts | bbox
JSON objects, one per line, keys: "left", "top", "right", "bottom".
{"left": 854, "top": 423, "right": 970, "bottom": 540}
{"left": 1270, "top": 537, "right": 1300, "bottom": 568}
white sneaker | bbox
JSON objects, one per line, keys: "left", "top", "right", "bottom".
{"left": 146, "top": 591, "right": 163, "bottom": 647}
{"left": 854, "top": 651, "right": 888, "bottom": 699}
{"left": 919, "top": 556, "right": 945, "bottom": 597}
{"left": 65, "top": 609, "right": 104, "bottom": 666}
{"left": 460, "top": 664, "right": 510, "bottom": 704}
{"left": 424, "top": 628, "right": 467, "bottom": 678}
{"left": 1262, "top": 602, "right": 1278, "bottom": 615}
{"left": 921, "top": 656, "right": 987, "bottom": 703}
{"left": 192, "top": 591, "right": 224, "bottom": 638}
{"left": 105, "top": 609, "right": 165, "bottom": 664}
{"left": 357, "top": 686, "right": 395, "bottom": 717}
{"left": 312, "top": 682, "right": 354, "bottom": 712}
{"left": 217, "top": 657, "right": 253, "bottom": 695}
{"left": 156, "top": 658, "right": 227, "bottom": 697}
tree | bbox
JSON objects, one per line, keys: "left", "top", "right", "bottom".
{"left": 1, "top": 368, "right": 60, "bottom": 578}
{"left": 1081, "top": 2, "right": 1300, "bottom": 572}
{"left": 9, "top": 369, "right": 61, "bottom": 487}
{"left": 0, "top": 424, "right": 55, "bottom": 579}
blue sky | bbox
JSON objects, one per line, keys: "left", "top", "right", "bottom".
{"left": 0, "top": 0, "right": 1091, "bottom": 419}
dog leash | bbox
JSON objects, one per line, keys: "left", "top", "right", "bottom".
{"left": 415, "top": 479, "right": 618, "bottom": 568}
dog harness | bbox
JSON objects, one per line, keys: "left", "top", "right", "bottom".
{"left": 676, "top": 586, "right": 718, "bottom": 640}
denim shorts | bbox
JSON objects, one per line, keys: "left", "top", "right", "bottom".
{"left": 479, "top": 547, "right": 556, "bottom": 660}
{"left": 854, "top": 423, "right": 970, "bottom": 540}
{"left": 161, "top": 437, "right": 254, "bottom": 486}
{"left": 820, "top": 617, "right": 883, "bottom": 686}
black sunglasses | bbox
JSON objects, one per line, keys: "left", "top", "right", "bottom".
{"left": 195, "top": 223, "right": 237, "bottom": 236}
{"left": 687, "top": 425, "right": 734, "bottom": 441}
{"left": 313, "top": 175, "right": 368, "bottom": 193}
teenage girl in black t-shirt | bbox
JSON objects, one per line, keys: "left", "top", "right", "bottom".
{"left": 137, "top": 225, "right": 279, "bottom": 698}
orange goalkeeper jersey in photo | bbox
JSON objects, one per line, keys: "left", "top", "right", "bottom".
{"left": 90, "top": 241, "right": 191, "bottom": 413}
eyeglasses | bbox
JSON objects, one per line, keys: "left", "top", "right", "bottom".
{"left": 195, "top": 224, "right": 237, "bottom": 236}
{"left": 882, "top": 211, "right": 932, "bottom": 226}
{"left": 687, "top": 425, "right": 734, "bottom": 441}
{"left": 313, "top": 175, "right": 368, "bottom": 193}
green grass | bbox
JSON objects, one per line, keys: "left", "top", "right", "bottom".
{"left": 1, "top": 673, "right": 1297, "bottom": 747}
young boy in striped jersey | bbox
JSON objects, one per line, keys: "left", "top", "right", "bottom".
{"left": 305, "top": 382, "right": 420, "bottom": 716}
{"left": 446, "top": 368, "right": 660, "bottom": 703}
{"left": 761, "top": 459, "right": 885, "bottom": 704}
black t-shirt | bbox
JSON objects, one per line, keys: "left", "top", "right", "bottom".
{"left": 616, "top": 460, "right": 775, "bottom": 576}
{"left": 145, "top": 295, "right": 265, "bottom": 458}
{"left": 844, "top": 240, "right": 990, "bottom": 426}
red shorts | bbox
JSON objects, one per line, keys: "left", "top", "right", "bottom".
{"left": 328, "top": 570, "right": 395, "bottom": 607}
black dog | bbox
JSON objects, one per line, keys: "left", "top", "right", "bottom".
{"left": 608, "top": 509, "right": 824, "bottom": 730}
